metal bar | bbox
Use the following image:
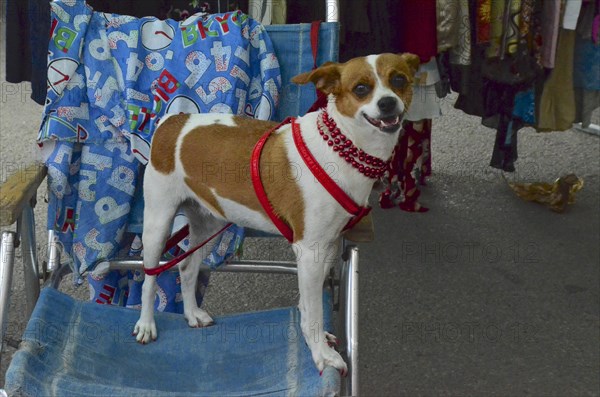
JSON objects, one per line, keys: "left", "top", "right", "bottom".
{"left": 574, "top": 123, "right": 600, "bottom": 137}
{"left": 326, "top": 0, "right": 339, "bottom": 23}
{"left": 342, "top": 245, "right": 359, "bottom": 396}
{"left": 0, "top": 232, "right": 17, "bottom": 358}
{"left": 47, "top": 230, "right": 61, "bottom": 272}
{"left": 48, "top": 262, "right": 72, "bottom": 290}
{"left": 103, "top": 259, "right": 298, "bottom": 275}
{"left": 215, "top": 261, "right": 298, "bottom": 275}
{"left": 17, "top": 206, "right": 40, "bottom": 318}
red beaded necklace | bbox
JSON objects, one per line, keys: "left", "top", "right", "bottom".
{"left": 317, "top": 110, "right": 390, "bottom": 179}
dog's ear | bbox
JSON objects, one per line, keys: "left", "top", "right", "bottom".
{"left": 399, "top": 53, "right": 420, "bottom": 77}
{"left": 291, "top": 62, "right": 341, "bottom": 95}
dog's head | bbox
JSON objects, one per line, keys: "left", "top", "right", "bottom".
{"left": 292, "top": 53, "right": 420, "bottom": 134}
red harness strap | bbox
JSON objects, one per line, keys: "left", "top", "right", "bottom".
{"left": 291, "top": 120, "right": 371, "bottom": 232}
{"left": 162, "top": 224, "right": 191, "bottom": 254}
{"left": 251, "top": 118, "right": 371, "bottom": 243}
{"left": 251, "top": 118, "right": 296, "bottom": 242}
{"left": 143, "top": 222, "right": 233, "bottom": 276}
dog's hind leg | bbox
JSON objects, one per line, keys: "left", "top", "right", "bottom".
{"left": 296, "top": 238, "right": 348, "bottom": 375}
{"left": 134, "top": 170, "right": 181, "bottom": 344}
{"left": 178, "top": 202, "right": 227, "bottom": 328}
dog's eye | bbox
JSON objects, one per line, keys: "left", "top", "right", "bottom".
{"left": 391, "top": 74, "right": 408, "bottom": 89}
{"left": 353, "top": 84, "right": 372, "bottom": 98}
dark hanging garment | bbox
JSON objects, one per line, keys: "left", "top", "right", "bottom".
{"left": 367, "top": 0, "right": 401, "bottom": 54}
{"left": 486, "top": 84, "right": 524, "bottom": 172}
{"left": 452, "top": 46, "right": 487, "bottom": 117}
{"left": 85, "top": 0, "right": 171, "bottom": 18}
{"left": 5, "top": 0, "right": 51, "bottom": 105}
{"left": 396, "top": 0, "right": 438, "bottom": 63}
{"left": 286, "top": 0, "right": 326, "bottom": 23}
{"left": 451, "top": 0, "right": 487, "bottom": 117}
{"left": 338, "top": 0, "right": 400, "bottom": 61}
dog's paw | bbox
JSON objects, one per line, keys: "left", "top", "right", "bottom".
{"left": 184, "top": 307, "right": 215, "bottom": 328}
{"left": 133, "top": 318, "right": 157, "bottom": 344}
{"left": 312, "top": 339, "right": 348, "bottom": 377}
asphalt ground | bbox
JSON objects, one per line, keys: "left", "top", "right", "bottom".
{"left": 1, "top": 36, "right": 599, "bottom": 396}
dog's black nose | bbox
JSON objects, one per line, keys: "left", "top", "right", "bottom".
{"left": 377, "top": 96, "right": 398, "bottom": 114}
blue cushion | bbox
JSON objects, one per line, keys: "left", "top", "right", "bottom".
{"left": 5, "top": 288, "right": 340, "bottom": 396}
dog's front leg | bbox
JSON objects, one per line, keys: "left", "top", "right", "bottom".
{"left": 134, "top": 275, "right": 158, "bottom": 344}
{"left": 134, "top": 219, "right": 172, "bottom": 343}
{"left": 296, "top": 239, "right": 348, "bottom": 375}
{"left": 133, "top": 235, "right": 163, "bottom": 343}
{"left": 133, "top": 177, "right": 179, "bottom": 344}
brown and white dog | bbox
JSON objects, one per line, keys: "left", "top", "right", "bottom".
{"left": 133, "top": 53, "right": 420, "bottom": 374}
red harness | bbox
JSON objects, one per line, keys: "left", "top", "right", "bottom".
{"left": 251, "top": 118, "right": 371, "bottom": 243}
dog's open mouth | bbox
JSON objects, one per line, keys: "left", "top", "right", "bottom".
{"left": 363, "top": 113, "right": 402, "bottom": 133}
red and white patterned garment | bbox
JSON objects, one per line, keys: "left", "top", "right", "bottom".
{"left": 379, "top": 120, "right": 431, "bottom": 212}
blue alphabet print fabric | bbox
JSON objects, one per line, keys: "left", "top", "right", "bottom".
{"left": 41, "top": 0, "right": 281, "bottom": 313}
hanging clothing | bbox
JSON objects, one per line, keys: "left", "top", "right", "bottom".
{"left": 249, "top": 0, "right": 287, "bottom": 25}
{"left": 573, "top": 0, "right": 600, "bottom": 128}
{"left": 487, "top": 0, "right": 506, "bottom": 58}
{"left": 406, "top": 58, "right": 443, "bottom": 121}
{"left": 475, "top": 0, "right": 492, "bottom": 45}
{"left": 449, "top": 0, "right": 472, "bottom": 66}
{"left": 452, "top": 0, "right": 488, "bottom": 117}
{"left": 85, "top": 0, "right": 170, "bottom": 18}
{"left": 5, "top": 0, "right": 51, "bottom": 105}
{"left": 286, "top": 0, "right": 326, "bottom": 24}
{"left": 540, "top": 0, "right": 562, "bottom": 68}
{"left": 448, "top": 0, "right": 547, "bottom": 171}
{"left": 521, "top": 0, "right": 544, "bottom": 68}
{"left": 489, "top": 114, "right": 519, "bottom": 172}
{"left": 537, "top": 29, "right": 578, "bottom": 131}
{"left": 338, "top": 0, "right": 400, "bottom": 60}
{"left": 563, "top": 0, "right": 583, "bottom": 30}
{"left": 574, "top": 89, "right": 600, "bottom": 128}
{"left": 397, "top": 0, "right": 438, "bottom": 63}
{"left": 437, "top": 0, "right": 461, "bottom": 52}
{"left": 406, "top": 57, "right": 440, "bottom": 187}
